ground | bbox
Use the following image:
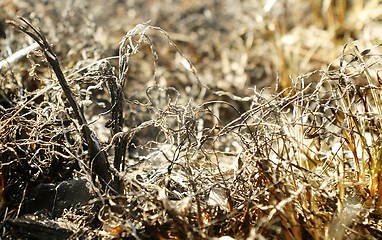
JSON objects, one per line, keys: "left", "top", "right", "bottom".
{"left": 1, "top": 1, "right": 382, "bottom": 239}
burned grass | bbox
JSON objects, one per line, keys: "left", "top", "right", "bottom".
{"left": 2, "top": 1, "right": 382, "bottom": 239}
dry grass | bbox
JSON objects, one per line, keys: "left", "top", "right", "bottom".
{"left": 2, "top": 1, "right": 382, "bottom": 239}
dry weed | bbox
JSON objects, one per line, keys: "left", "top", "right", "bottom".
{"left": 2, "top": 1, "right": 382, "bottom": 240}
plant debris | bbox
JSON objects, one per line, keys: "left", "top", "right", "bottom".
{"left": 2, "top": 1, "right": 382, "bottom": 239}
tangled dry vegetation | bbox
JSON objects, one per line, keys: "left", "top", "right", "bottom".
{"left": 3, "top": 0, "right": 382, "bottom": 239}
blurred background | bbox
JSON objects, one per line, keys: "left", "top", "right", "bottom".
{"left": 1, "top": 0, "right": 382, "bottom": 95}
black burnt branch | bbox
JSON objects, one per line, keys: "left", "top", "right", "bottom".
{"left": 8, "top": 17, "right": 116, "bottom": 191}
{"left": 99, "top": 61, "right": 126, "bottom": 193}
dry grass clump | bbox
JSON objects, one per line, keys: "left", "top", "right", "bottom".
{"left": 3, "top": 1, "right": 382, "bottom": 240}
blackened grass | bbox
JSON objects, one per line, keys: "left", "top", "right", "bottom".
{"left": 8, "top": 17, "right": 118, "bottom": 193}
